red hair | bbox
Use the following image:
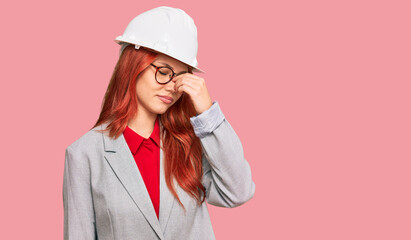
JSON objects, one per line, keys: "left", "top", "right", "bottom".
{"left": 92, "top": 45, "right": 206, "bottom": 211}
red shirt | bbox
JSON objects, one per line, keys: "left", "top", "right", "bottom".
{"left": 123, "top": 116, "right": 160, "bottom": 219}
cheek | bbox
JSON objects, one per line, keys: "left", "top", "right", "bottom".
{"left": 136, "top": 76, "right": 157, "bottom": 97}
{"left": 135, "top": 82, "right": 146, "bottom": 99}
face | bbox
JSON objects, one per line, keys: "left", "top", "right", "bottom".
{"left": 135, "top": 53, "right": 189, "bottom": 117}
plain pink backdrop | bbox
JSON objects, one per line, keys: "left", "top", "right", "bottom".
{"left": 1, "top": 0, "right": 410, "bottom": 239}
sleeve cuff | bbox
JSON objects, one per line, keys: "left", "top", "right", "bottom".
{"left": 190, "top": 100, "right": 226, "bottom": 138}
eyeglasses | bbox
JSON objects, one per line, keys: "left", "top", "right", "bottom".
{"left": 150, "top": 63, "right": 188, "bottom": 84}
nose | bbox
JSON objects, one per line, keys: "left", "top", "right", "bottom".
{"left": 164, "top": 79, "right": 177, "bottom": 93}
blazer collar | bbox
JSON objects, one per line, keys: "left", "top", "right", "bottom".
{"left": 100, "top": 120, "right": 175, "bottom": 240}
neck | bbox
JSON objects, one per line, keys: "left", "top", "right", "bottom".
{"left": 127, "top": 110, "right": 158, "bottom": 139}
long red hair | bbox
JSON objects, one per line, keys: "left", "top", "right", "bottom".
{"left": 92, "top": 45, "right": 206, "bottom": 211}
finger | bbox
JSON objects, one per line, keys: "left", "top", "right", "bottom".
{"left": 176, "top": 84, "right": 197, "bottom": 96}
{"left": 174, "top": 78, "right": 201, "bottom": 92}
{"left": 173, "top": 72, "right": 204, "bottom": 83}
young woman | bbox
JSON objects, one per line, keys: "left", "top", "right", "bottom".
{"left": 63, "top": 6, "right": 255, "bottom": 240}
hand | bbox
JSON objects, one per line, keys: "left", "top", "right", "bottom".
{"left": 172, "top": 73, "right": 213, "bottom": 115}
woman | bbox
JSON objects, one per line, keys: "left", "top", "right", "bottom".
{"left": 63, "top": 6, "right": 255, "bottom": 240}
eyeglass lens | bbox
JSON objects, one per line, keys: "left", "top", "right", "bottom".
{"left": 156, "top": 67, "right": 174, "bottom": 83}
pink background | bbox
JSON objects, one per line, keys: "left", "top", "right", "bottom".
{"left": 1, "top": 0, "right": 410, "bottom": 239}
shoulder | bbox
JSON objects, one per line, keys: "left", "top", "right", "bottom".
{"left": 66, "top": 122, "right": 108, "bottom": 154}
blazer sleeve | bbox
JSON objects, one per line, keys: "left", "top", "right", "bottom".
{"left": 190, "top": 100, "right": 256, "bottom": 208}
{"left": 63, "top": 146, "right": 97, "bottom": 239}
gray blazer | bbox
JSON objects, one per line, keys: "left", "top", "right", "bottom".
{"left": 63, "top": 101, "right": 255, "bottom": 240}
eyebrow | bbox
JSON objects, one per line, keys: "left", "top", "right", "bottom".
{"left": 156, "top": 62, "right": 188, "bottom": 75}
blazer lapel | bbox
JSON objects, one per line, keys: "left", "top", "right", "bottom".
{"left": 158, "top": 120, "right": 176, "bottom": 233}
{"left": 101, "top": 122, "right": 170, "bottom": 240}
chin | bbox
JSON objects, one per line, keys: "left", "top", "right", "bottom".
{"left": 151, "top": 104, "right": 170, "bottom": 115}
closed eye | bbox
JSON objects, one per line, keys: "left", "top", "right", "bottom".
{"left": 158, "top": 70, "right": 168, "bottom": 75}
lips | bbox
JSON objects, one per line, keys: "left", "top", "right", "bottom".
{"left": 158, "top": 95, "right": 173, "bottom": 101}
{"left": 158, "top": 95, "right": 174, "bottom": 102}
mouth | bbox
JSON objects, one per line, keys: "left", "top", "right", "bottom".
{"left": 157, "top": 95, "right": 174, "bottom": 104}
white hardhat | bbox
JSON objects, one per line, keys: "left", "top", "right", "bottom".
{"left": 115, "top": 6, "right": 204, "bottom": 73}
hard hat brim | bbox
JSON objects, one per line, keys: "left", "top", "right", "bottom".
{"left": 115, "top": 38, "right": 205, "bottom": 74}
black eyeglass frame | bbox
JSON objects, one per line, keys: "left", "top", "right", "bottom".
{"left": 150, "top": 63, "right": 187, "bottom": 85}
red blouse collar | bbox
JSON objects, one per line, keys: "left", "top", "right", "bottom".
{"left": 123, "top": 116, "right": 160, "bottom": 155}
